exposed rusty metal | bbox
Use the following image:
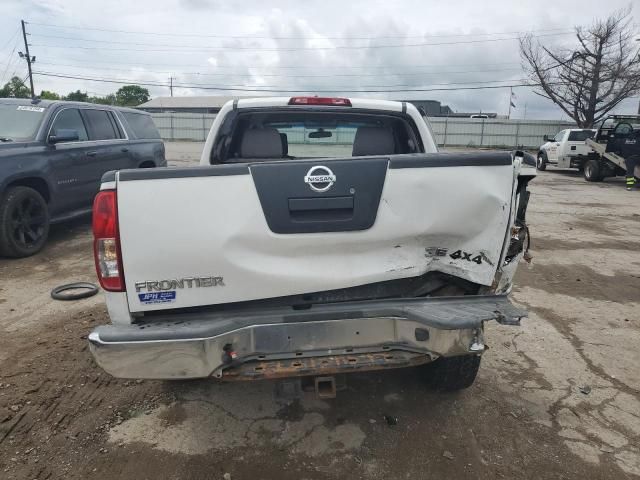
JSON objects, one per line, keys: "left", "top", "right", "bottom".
{"left": 220, "top": 351, "right": 432, "bottom": 381}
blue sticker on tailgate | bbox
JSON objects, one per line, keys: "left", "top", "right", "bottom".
{"left": 138, "top": 291, "right": 176, "bottom": 304}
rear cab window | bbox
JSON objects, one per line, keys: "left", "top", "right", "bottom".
{"left": 568, "top": 130, "right": 595, "bottom": 141}
{"left": 211, "top": 110, "right": 423, "bottom": 164}
{"left": 121, "top": 112, "right": 161, "bottom": 139}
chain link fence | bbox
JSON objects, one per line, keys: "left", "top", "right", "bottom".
{"left": 150, "top": 113, "right": 575, "bottom": 149}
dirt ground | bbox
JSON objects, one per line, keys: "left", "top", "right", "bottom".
{"left": 1, "top": 142, "right": 639, "bottom": 480}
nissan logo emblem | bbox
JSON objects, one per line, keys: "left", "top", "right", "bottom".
{"left": 304, "top": 165, "right": 336, "bottom": 192}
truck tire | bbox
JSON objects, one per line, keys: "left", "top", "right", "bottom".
{"left": 536, "top": 152, "right": 548, "bottom": 171}
{"left": 423, "top": 354, "right": 481, "bottom": 391}
{"left": 0, "top": 186, "right": 50, "bottom": 258}
{"left": 583, "top": 159, "right": 604, "bottom": 182}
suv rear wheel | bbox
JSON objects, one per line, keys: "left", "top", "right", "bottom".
{"left": 0, "top": 186, "right": 50, "bottom": 258}
{"left": 423, "top": 355, "right": 481, "bottom": 391}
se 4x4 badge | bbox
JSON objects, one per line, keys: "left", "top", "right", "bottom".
{"left": 424, "top": 247, "right": 485, "bottom": 265}
{"left": 450, "top": 250, "right": 483, "bottom": 265}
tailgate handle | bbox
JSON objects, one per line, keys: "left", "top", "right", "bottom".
{"left": 288, "top": 196, "right": 354, "bottom": 222}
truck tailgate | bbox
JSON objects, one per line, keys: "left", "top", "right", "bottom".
{"left": 114, "top": 153, "right": 516, "bottom": 313}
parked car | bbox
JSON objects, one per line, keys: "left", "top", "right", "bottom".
{"left": 88, "top": 96, "right": 535, "bottom": 395}
{"left": 0, "top": 98, "right": 166, "bottom": 257}
{"left": 536, "top": 128, "right": 596, "bottom": 174}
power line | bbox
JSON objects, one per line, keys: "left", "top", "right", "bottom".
{"left": 27, "top": 22, "right": 572, "bottom": 40}
{"left": 30, "top": 31, "right": 571, "bottom": 52}
{"left": 0, "top": 28, "right": 20, "bottom": 54}
{"left": 0, "top": 34, "right": 21, "bottom": 84}
{"left": 35, "top": 60, "right": 523, "bottom": 78}
{"left": 37, "top": 57, "right": 521, "bottom": 70}
{"left": 33, "top": 69, "right": 526, "bottom": 89}
{"left": 33, "top": 70, "right": 538, "bottom": 93}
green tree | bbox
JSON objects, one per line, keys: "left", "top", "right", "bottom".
{"left": 0, "top": 76, "right": 30, "bottom": 98}
{"left": 115, "top": 85, "right": 150, "bottom": 106}
{"left": 89, "top": 93, "right": 117, "bottom": 105}
{"left": 39, "top": 90, "right": 60, "bottom": 100}
{"left": 64, "top": 90, "right": 89, "bottom": 102}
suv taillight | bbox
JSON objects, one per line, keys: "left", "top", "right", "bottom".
{"left": 93, "top": 190, "right": 125, "bottom": 292}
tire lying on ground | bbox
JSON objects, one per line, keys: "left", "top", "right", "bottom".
{"left": 51, "top": 282, "right": 99, "bottom": 301}
{"left": 583, "top": 159, "right": 604, "bottom": 182}
{"left": 423, "top": 355, "right": 481, "bottom": 391}
{"left": 0, "top": 186, "right": 50, "bottom": 258}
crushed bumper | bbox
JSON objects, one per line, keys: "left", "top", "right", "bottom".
{"left": 88, "top": 294, "right": 526, "bottom": 380}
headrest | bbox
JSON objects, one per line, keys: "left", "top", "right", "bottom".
{"left": 352, "top": 126, "right": 395, "bottom": 156}
{"left": 240, "top": 128, "right": 283, "bottom": 158}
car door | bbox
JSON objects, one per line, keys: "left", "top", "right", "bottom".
{"left": 80, "top": 108, "right": 131, "bottom": 201}
{"left": 547, "top": 130, "right": 565, "bottom": 163}
{"left": 46, "top": 107, "right": 92, "bottom": 214}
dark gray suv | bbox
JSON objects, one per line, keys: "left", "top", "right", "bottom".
{"left": 0, "top": 98, "right": 166, "bottom": 257}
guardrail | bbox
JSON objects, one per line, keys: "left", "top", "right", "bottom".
{"left": 150, "top": 113, "right": 575, "bottom": 149}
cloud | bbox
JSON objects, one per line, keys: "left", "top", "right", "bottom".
{"left": 0, "top": 0, "right": 637, "bottom": 119}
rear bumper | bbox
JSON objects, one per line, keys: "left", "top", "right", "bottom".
{"left": 88, "top": 295, "right": 526, "bottom": 380}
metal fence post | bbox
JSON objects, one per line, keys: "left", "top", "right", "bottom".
{"left": 443, "top": 117, "right": 448, "bottom": 148}
{"left": 514, "top": 120, "right": 520, "bottom": 148}
{"left": 202, "top": 114, "right": 206, "bottom": 141}
{"left": 480, "top": 118, "right": 485, "bottom": 146}
{"left": 170, "top": 114, "right": 174, "bottom": 141}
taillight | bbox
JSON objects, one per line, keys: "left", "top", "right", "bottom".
{"left": 93, "top": 190, "right": 125, "bottom": 292}
{"left": 288, "top": 97, "right": 352, "bottom": 106}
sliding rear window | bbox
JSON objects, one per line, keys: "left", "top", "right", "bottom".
{"left": 211, "top": 110, "right": 423, "bottom": 164}
{"left": 568, "top": 130, "right": 595, "bottom": 141}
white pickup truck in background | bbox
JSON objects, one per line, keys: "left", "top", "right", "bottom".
{"left": 536, "top": 128, "right": 596, "bottom": 174}
{"left": 88, "top": 97, "right": 535, "bottom": 395}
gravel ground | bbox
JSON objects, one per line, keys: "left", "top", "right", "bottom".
{"left": 0, "top": 142, "right": 639, "bottom": 479}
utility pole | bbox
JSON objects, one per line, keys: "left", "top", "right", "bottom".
{"left": 19, "top": 20, "right": 35, "bottom": 98}
{"left": 169, "top": 77, "right": 174, "bottom": 97}
{"left": 636, "top": 39, "right": 639, "bottom": 114}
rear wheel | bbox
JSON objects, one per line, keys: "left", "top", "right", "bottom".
{"left": 0, "top": 186, "right": 50, "bottom": 258}
{"left": 584, "top": 159, "right": 604, "bottom": 182}
{"left": 423, "top": 354, "right": 481, "bottom": 391}
{"left": 536, "top": 152, "right": 548, "bottom": 171}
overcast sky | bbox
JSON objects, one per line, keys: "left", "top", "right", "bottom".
{"left": 1, "top": 0, "right": 638, "bottom": 119}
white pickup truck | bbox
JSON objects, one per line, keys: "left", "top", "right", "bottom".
{"left": 536, "top": 128, "right": 596, "bottom": 175}
{"left": 88, "top": 97, "right": 535, "bottom": 393}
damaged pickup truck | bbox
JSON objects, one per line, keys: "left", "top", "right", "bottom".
{"left": 88, "top": 97, "right": 535, "bottom": 392}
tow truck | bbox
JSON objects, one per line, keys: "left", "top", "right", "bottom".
{"left": 583, "top": 115, "right": 640, "bottom": 182}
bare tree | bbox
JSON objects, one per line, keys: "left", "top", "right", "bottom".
{"left": 520, "top": 8, "right": 640, "bottom": 127}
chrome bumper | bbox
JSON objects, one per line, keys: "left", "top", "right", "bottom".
{"left": 88, "top": 295, "right": 526, "bottom": 380}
